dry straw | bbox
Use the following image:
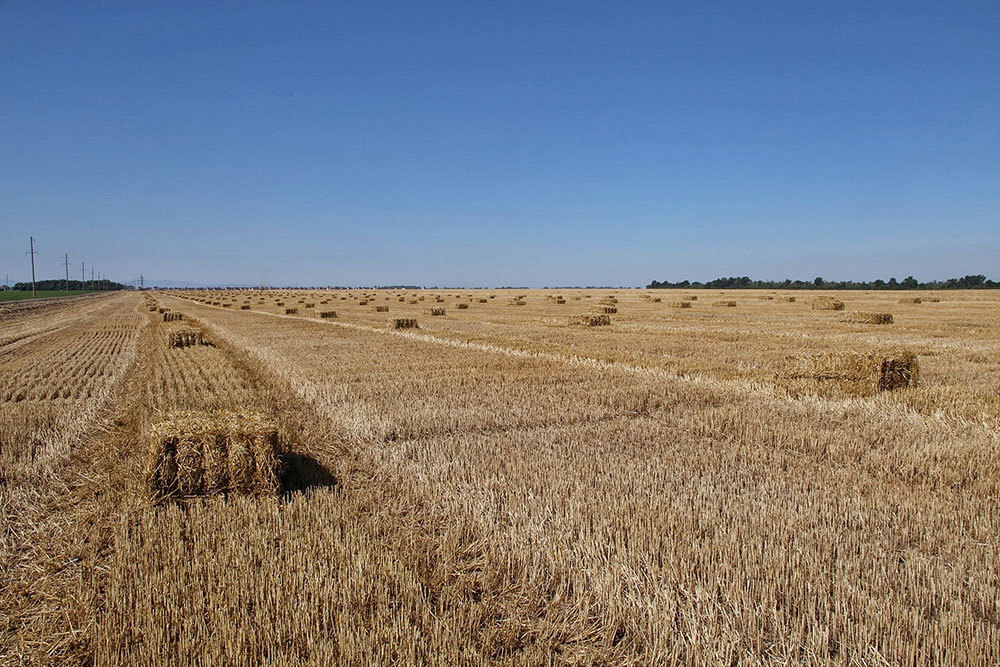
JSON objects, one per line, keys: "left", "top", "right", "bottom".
{"left": 456, "top": 303, "right": 469, "bottom": 309}
{"left": 319, "top": 311, "right": 337, "bottom": 319}
{"left": 375, "top": 305, "right": 389, "bottom": 312}
{"left": 669, "top": 301, "right": 692, "bottom": 309}
{"left": 429, "top": 308, "right": 446, "bottom": 316}
{"left": 284, "top": 308, "right": 298, "bottom": 315}
{"left": 899, "top": 297, "right": 922, "bottom": 304}
{"left": 600, "top": 306, "right": 617, "bottom": 314}
{"left": 393, "top": 318, "right": 418, "bottom": 329}
{"left": 713, "top": 301, "right": 737, "bottom": 307}
{"left": 145, "top": 410, "right": 283, "bottom": 502}
{"left": 843, "top": 312, "right": 893, "bottom": 325}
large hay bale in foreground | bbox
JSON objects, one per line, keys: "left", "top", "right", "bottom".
{"left": 571, "top": 314, "right": 611, "bottom": 327}
{"left": 781, "top": 350, "right": 919, "bottom": 395}
{"left": 843, "top": 311, "right": 893, "bottom": 325}
{"left": 167, "top": 329, "right": 204, "bottom": 348}
{"left": 146, "top": 411, "right": 283, "bottom": 501}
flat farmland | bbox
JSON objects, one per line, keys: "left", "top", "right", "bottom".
{"left": 2, "top": 288, "right": 998, "bottom": 665}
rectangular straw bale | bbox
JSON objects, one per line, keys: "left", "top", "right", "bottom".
{"left": 812, "top": 298, "right": 845, "bottom": 310}
{"left": 393, "top": 318, "right": 419, "bottom": 329}
{"left": 376, "top": 305, "right": 389, "bottom": 312}
{"left": 669, "top": 301, "right": 692, "bottom": 308}
{"left": 320, "top": 311, "right": 337, "bottom": 318}
{"left": 713, "top": 301, "right": 737, "bottom": 307}
{"left": 167, "top": 329, "right": 204, "bottom": 348}
{"left": 571, "top": 314, "right": 611, "bottom": 326}
{"left": 146, "top": 410, "right": 282, "bottom": 502}
{"left": 843, "top": 311, "right": 893, "bottom": 325}
{"left": 781, "top": 350, "right": 918, "bottom": 395}
{"left": 899, "top": 297, "right": 922, "bottom": 304}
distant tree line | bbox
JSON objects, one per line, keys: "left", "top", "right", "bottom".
{"left": 647, "top": 274, "right": 997, "bottom": 290}
{"left": 11, "top": 279, "right": 128, "bottom": 291}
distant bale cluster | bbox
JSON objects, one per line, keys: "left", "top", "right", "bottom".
{"left": 146, "top": 410, "right": 284, "bottom": 502}
{"left": 393, "top": 318, "right": 419, "bottom": 329}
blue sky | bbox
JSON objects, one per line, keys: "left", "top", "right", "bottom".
{"left": 2, "top": 2, "right": 997, "bottom": 287}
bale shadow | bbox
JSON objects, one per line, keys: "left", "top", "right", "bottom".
{"left": 281, "top": 452, "right": 339, "bottom": 497}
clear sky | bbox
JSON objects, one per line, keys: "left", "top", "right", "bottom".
{"left": 2, "top": 2, "right": 998, "bottom": 287}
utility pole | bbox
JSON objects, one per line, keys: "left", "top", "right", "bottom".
{"left": 91, "top": 267, "right": 94, "bottom": 291}
{"left": 64, "top": 253, "right": 70, "bottom": 294}
{"left": 26, "top": 237, "right": 38, "bottom": 297}
{"left": 81, "top": 262, "right": 85, "bottom": 290}
{"left": 140, "top": 274, "right": 144, "bottom": 290}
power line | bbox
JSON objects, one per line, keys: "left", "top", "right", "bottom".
{"left": 25, "top": 237, "right": 38, "bottom": 297}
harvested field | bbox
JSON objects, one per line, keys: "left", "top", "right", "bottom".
{"left": 2, "top": 288, "right": 999, "bottom": 664}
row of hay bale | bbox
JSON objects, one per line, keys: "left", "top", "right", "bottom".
{"left": 146, "top": 410, "right": 283, "bottom": 501}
